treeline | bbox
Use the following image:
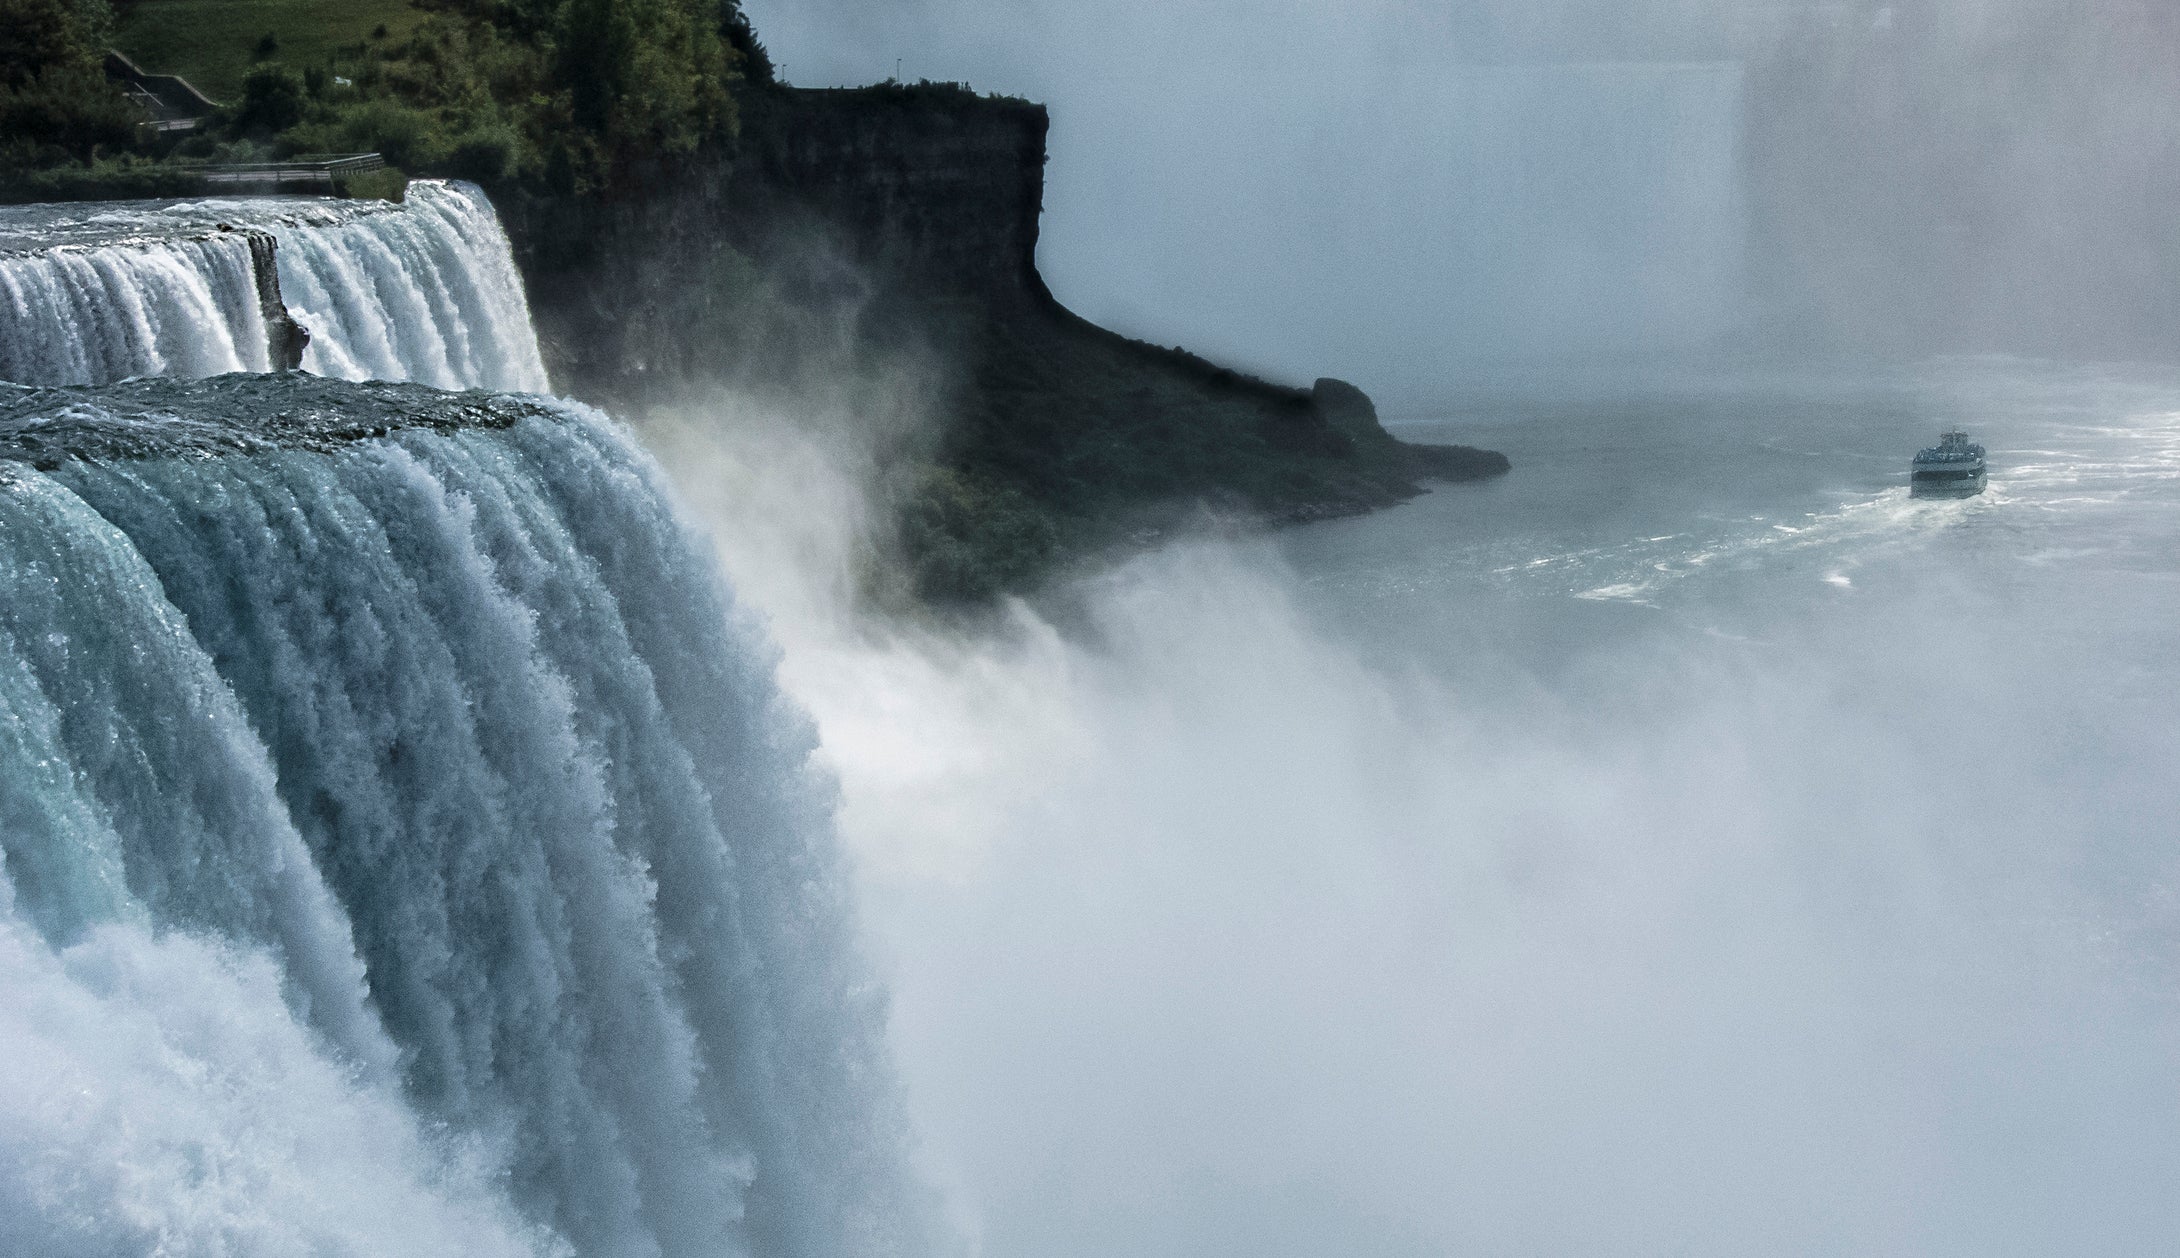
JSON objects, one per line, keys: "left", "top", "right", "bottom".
{"left": 0, "top": 0, "right": 138, "bottom": 167}
{"left": 259, "top": 0, "right": 773, "bottom": 193}
{"left": 1, "top": 0, "right": 777, "bottom": 196}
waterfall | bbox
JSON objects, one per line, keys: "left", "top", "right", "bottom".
{"left": 0, "top": 231, "right": 274, "bottom": 385}
{"left": 0, "top": 181, "right": 548, "bottom": 394}
{"left": 263, "top": 182, "right": 550, "bottom": 393}
{"left": 0, "top": 376, "right": 934, "bottom": 1258}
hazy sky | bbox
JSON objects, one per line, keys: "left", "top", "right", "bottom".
{"left": 742, "top": 0, "right": 2179, "bottom": 406}
{"left": 741, "top": 0, "right": 1805, "bottom": 407}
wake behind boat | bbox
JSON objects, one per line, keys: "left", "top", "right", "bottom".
{"left": 1911, "top": 428, "right": 1987, "bottom": 497}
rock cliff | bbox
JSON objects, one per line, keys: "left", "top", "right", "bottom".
{"left": 240, "top": 230, "right": 311, "bottom": 371}
{"left": 499, "top": 82, "right": 1507, "bottom": 600}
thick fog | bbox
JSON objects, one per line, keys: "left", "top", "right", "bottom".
{"left": 701, "top": 3, "right": 2180, "bottom": 1253}
{"left": 745, "top": 0, "right": 2180, "bottom": 406}
{"left": 632, "top": 353, "right": 2180, "bottom": 1256}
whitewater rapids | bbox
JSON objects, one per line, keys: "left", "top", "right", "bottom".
{"left": 0, "top": 375, "right": 934, "bottom": 1258}
{"left": 0, "top": 181, "right": 547, "bottom": 393}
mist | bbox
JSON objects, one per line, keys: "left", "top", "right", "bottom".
{"left": 631, "top": 353, "right": 2180, "bottom": 1255}
{"left": 745, "top": 0, "right": 2180, "bottom": 406}
{"left": 644, "top": 3, "right": 2180, "bottom": 1252}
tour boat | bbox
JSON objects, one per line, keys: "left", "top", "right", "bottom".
{"left": 1911, "top": 428, "right": 1987, "bottom": 497}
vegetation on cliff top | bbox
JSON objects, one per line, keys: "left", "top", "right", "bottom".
{"left": 4, "top": 0, "right": 775, "bottom": 196}
{"left": 898, "top": 306, "right": 1508, "bottom": 602}
{"left": 110, "top": 0, "right": 427, "bottom": 102}
{"left": 0, "top": 0, "right": 139, "bottom": 168}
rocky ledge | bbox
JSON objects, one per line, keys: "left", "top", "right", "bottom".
{"left": 498, "top": 82, "right": 1508, "bottom": 602}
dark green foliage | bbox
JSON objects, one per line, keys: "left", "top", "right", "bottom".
{"left": 723, "top": 7, "right": 772, "bottom": 85}
{"left": 234, "top": 63, "right": 302, "bottom": 134}
{"left": 332, "top": 163, "right": 407, "bottom": 202}
{"left": 313, "top": 0, "right": 748, "bottom": 192}
{"left": 0, "top": 0, "right": 136, "bottom": 166}
{"left": 0, "top": 59, "right": 136, "bottom": 162}
{"left": 282, "top": 97, "right": 438, "bottom": 166}
{"left": 899, "top": 467, "right": 1058, "bottom": 602}
{"left": 445, "top": 123, "right": 515, "bottom": 181}
{"left": 554, "top": 0, "right": 735, "bottom": 164}
{"left": 57, "top": 0, "right": 761, "bottom": 196}
{"left": 0, "top": 0, "right": 110, "bottom": 89}
{"left": 0, "top": 153, "right": 205, "bottom": 202}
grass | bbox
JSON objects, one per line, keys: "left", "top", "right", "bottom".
{"left": 112, "top": 0, "right": 426, "bottom": 104}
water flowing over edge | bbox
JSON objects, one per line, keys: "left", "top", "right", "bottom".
{"left": 0, "top": 378, "right": 938, "bottom": 1258}
{"left": 0, "top": 182, "right": 548, "bottom": 395}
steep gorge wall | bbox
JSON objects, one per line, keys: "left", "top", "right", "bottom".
{"left": 501, "top": 83, "right": 1331, "bottom": 411}
{"left": 734, "top": 86, "right": 1051, "bottom": 301}
{"left": 498, "top": 82, "right": 1505, "bottom": 600}
{"left": 501, "top": 85, "right": 1053, "bottom": 402}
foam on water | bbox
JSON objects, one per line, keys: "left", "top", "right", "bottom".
{"left": 0, "top": 378, "right": 935, "bottom": 1257}
{"left": 0, "top": 182, "right": 546, "bottom": 393}
{"left": 0, "top": 232, "right": 273, "bottom": 385}
{"left": 652, "top": 360, "right": 2180, "bottom": 1258}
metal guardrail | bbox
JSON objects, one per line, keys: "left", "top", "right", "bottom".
{"left": 196, "top": 154, "right": 388, "bottom": 191}
{"left": 203, "top": 155, "right": 388, "bottom": 175}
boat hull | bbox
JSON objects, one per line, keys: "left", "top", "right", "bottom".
{"left": 1911, "top": 466, "right": 1987, "bottom": 497}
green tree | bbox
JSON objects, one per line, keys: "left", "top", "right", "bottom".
{"left": 558, "top": 0, "right": 734, "bottom": 161}
{"left": 0, "top": 0, "right": 109, "bottom": 89}
{"left": 235, "top": 64, "right": 304, "bottom": 135}
{"left": 233, "top": 0, "right": 759, "bottom": 193}
{"left": 0, "top": 0, "right": 136, "bottom": 165}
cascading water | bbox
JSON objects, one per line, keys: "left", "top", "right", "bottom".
{"left": 243, "top": 181, "right": 550, "bottom": 392}
{"left": 0, "top": 375, "right": 935, "bottom": 1256}
{"left": 0, "top": 181, "right": 547, "bottom": 393}
{"left": 0, "top": 228, "right": 276, "bottom": 385}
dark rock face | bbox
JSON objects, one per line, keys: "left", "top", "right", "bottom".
{"left": 1313, "top": 376, "right": 1509, "bottom": 480}
{"left": 734, "top": 87, "right": 1050, "bottom": 299}
{"left": 499, "top": 85, "right": 1052, "bottom": 403}
{"left": 497, "top": 82, "right": 1508, "bottom": 600}
{"left": 1312, "top": 377, "right": 1387, "bottom": 446}
{"left": 241, "top": 230, "right": 310, "bottom": 370}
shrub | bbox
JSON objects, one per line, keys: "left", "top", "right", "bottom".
{"left": 333, "top": 165, "right": 407, "bottom": 202}
{"left": 899, "top": 468, "right": 1058, "bottom": 602}
{"left": 446, "top": 124, "right": 518, "bottom": 181}
{"left": 0, "top": 59, "right": 135, "bottom": 163}
{"left": 0, "top": 0, "right": 109, "bottom": 91}
{"left": 0, "top": 154, "right": 207, "bottom": 204}
{"left": 235, "top": 65, "right": 305, "bottom": 135}
{"left": 285, "top": 97, "right": 448, "bottom": 170}
{"left": 0, "top": 0, "right": 135, "bottom": 165}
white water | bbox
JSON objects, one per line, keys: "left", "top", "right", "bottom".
{"left": 257, "top": 182, "right": 550, "bottom": 391}
{"left": 0, "top": 181, "right": 546, "bottom": 392}
{"left": 0, "top": 232, "right": 274, "bottom": 385}
{"left": 0, "top": 379, "right": 936, "bottom": 1257}
{"left": 653, "top": 359, "right": 2180, "bottom": 1257}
